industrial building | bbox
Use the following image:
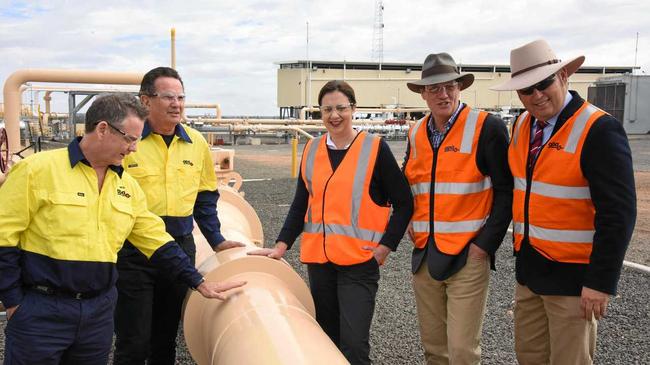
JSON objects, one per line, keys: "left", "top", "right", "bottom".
{"left": 276, "top": 60, "right": 635, "bottom": 119}
{"left": 588, "top": 74, "right": 650, "bottom": 134}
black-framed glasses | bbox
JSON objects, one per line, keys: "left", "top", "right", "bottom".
{"left": 517, "top": 74, "right": 557, "bottom": 95}
{"left": 98, "top": 122, "right": 140, "bottom": 144}
{"left": 319, "top": 103, "right": 355, "bottom": 114}
{"left": 150, "top": 92, "right": 186, "bottom": 103}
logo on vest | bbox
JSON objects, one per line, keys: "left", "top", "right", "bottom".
{"left": 547, "top": 142, "right": 564, "bottom": 150}
{"left": 182, "top": 160, "right": 194, "bottom": 166}
{"left": 77, "top": 192, "right": 85, "bottom": 197}
{"left": 444, "top": 145, "right": 459, "bottom": 153}
{"left": 117, "top": 188, "right": 131, "bottom": 199}
{"left": 127, "top": 163, "right": 138, "bottom": 168}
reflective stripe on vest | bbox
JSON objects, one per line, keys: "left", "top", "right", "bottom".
{"left": 511, "top": 111, "right": 529, "bottom": 146}
{"left": 303, "top": 222, "right": 384, "bottom": 243}
{"left": 409, "top": 118, "right": 426, "bottom": 159}
{"left": 514, "top": 177, "right": 591, "bottom": 199}
{"left": 304, "top": 135, "right": 322, "bottom": 224}
{"left": 513, "top": 222, "right": 594, "bottom": 244}
{"left": 412, "top": 217, "right": 489, "bottom": 234}
{"left": 411, "top": 177, "right": 492, "bottom": 196}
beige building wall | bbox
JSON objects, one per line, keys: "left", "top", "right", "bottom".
{"left": 278, "top": 63, "right": 631, "bottom": 112}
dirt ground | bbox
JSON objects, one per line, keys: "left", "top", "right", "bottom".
{"left": 232, "top": 136, "right": 650, "bottom": 266}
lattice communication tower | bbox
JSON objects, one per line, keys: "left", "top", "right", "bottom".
{"left": 372, "top": 1, "right": 384, "bottom": 65}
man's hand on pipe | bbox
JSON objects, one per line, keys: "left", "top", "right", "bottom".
{"left": 247, "top": 241, "right": 288, "bottom": 259}
{"left": 197, "top": 280, "right": 247, "bottom": 300}
{"left": 214, "top": 240, "right": 246, "bottom": 252}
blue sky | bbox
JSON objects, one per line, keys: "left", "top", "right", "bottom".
{"left": 1, "top": 0, "right": 648, "bottom": 115}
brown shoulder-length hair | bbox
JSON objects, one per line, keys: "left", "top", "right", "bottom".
{"left": 317, "top": 80, "right": 357, "bottom": 106}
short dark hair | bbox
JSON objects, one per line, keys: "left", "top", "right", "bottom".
{"left": 139, "top": 67, "right": 184, "bottom": 96}
{"left": 85, "top": 93, "right": 148, "bottom": 133}
{"left": 318, "top": 80, "right": 357, "bottom": 106}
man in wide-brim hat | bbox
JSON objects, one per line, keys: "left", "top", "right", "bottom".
{"left": 403, "top": 52, "right": 513, "bottom": 364}
{"left": 492, "top": 39, "right": 636, "bottom": 365}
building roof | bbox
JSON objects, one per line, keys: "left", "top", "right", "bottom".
{"left": 276, "top": 60, "right": 636, "bottom": 74}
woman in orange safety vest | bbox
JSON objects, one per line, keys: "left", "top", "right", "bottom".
{"left": 250, "top": 80, "right": 413, "bottom": 365}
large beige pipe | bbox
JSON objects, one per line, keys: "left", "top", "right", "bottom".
{"left": 186, "top": 103, "right": 222, "bottom": 120}
{"left": 3, "top": 69, "right": 144, "bottom": 154}
{"left": 185, "top": 186, "right": 348, "bottom": 365}
{"left": 171, "top": 28, "right": 176, "bottom": 69}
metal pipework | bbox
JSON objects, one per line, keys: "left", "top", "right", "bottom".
{"left": 185, "top": 103, "right": 222, "bottom": 120}
{"left": 185, "top": 185, "right": 348, "bottom": 365}
{"left": 3, "top": 69, "right": 144, "bottom": 154}
{"left": 171, "top": 27, "right": 176, "bottom": 69}
{"left": 299, "top": 106, "right": 430, "bottom": 120}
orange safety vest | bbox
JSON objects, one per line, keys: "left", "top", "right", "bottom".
{"left": 404, "top": 106, "right": 493, "bottom": 255}
{"left": 509, "top": 101, "right": 605, "bottom": 264}
{"left": 300, "top": 131, "right": 390, "bottom": 265}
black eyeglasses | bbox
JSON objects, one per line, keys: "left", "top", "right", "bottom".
{"left": 517, "top": 74, "right": 557, "bottom": 95}
{"left": 97, "top": 122, "right": 140, "bottom": 144}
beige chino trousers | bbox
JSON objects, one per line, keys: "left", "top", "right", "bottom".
{"left": 413, "top": 256, "right": 490, "bottom": 365}
{"left": 514, "top": 284, "right": 597, "bottom": 365}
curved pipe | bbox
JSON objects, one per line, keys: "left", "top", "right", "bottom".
{"left": 3, "top": 69, "right": 144, "bottom": 154}
{"left": 186, "top": 103, "right": 222, "bottom": 120}
{"left": 185, "top": 186, "right": 347, "bottom": 364}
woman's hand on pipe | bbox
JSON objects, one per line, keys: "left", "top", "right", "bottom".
{"left": 247, "top": 241, "right": 288, "bottom": 260}
{"left": 214, "top": 240, "right": 246, "bottom": 252}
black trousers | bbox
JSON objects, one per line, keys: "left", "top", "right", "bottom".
{"left": 113, "top": 235, "right": 196, "bottom": 365}
{"left": 307, "top": 258, "right": 380, "bottom": 365}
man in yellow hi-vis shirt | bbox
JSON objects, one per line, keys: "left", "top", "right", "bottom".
{"left": 114, "top": 67, "right": 244, "bottom": 365}
{"left": 0, "top": 93, "right": 245, "bottom": 365}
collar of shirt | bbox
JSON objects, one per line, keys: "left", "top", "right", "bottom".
{"left": 531, "top": 90, "right": 573, "bottom": 143}
{"left": 67, "top": 137, "right": 124, "bottom": 177}
{"left": 428, "top": 102, "right": 465, "bottom": 149}
{"left": 326, "top": 130, "right": 357, "bottom": 150}
{"left": 142, "top": 121, "right": 193, "bottom": 143}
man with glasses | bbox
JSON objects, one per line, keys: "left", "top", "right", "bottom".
{"left": 491, "top": 39, "right": 636, "bottom": 365}
{"left": 114, "top": 67, "right": 243, "bottom": 365}
{"left": 0, "top": 93, "right": 245, "bottom": 364}
{"left": 403, "top": 53, "right": 512, "bottom": 364}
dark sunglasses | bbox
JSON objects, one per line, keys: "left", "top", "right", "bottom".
{"left": 517, "top": 74, "right": 557, "bottom": 95}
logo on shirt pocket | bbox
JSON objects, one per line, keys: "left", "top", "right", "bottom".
{"left": 117, "top": 188, "right": 131, "bottom": 199}
{"left": 183, "top": 160, "right": 194, "bottom": 166}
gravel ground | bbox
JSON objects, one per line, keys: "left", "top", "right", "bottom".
{"left": 1, "top": 139, "right": 649, "bottom": 364}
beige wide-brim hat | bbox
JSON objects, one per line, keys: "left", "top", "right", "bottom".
{"left": 407, "top": 52, "right": 474, "bottom": 93}
{"left": 491, "top": 39, "right": 585, "bottom": 91}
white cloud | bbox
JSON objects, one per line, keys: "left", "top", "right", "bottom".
{"left": 1, "top": 0, "right": 649, "bottom": 115}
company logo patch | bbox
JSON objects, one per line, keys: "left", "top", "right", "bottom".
{"left": 183, "top": 160, "right": 194, "bottom": 166}
{"left": 547, "top": 142, "right": 564, "bottom": 150}
{"left": 127, "top": 163, "right": 139, "bottom": 168}
{"left": 444, "top": 145, "right": 459, "bottom": 153}
{"left": 117, "top": 189, "right": 131, "bottom": 198}
{"left": 77, "top": 192, "right": 85, "bottom": 197}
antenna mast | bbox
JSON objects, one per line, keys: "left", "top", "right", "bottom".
{"left": 372, "top": 1, "right": 384, "bottom": 70}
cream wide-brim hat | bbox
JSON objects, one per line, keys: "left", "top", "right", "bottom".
{"left": 491, "top": 39, "right": 585, "bottom": 91}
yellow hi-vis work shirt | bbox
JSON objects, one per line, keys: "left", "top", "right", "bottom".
{"left": 123, "top": 123, "right": 217, "bottom": 218}
{"left": 0, "top": 140, "right": 178, "bottom": 307}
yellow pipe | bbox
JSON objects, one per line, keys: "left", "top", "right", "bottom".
{"left": 291, "top": 135, "right": 298, "bottom": 178}
{"left": 171, "top": 27, "right": 176, "bottom": 69}
{"left": 2, "top": 69, "right": 144, "bottom": 154}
